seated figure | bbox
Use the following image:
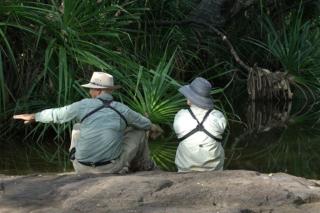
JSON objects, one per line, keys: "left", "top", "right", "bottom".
{"left": 174, "top": 77, "right": 227, "bottom": 172}
{"left": 13, "top": 72, "right": 163, "bottom": 174}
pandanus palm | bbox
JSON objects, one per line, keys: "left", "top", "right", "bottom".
{"left": 0, "top": 0, "right": 142, "bottom": 112}
{"left": 0, "top": 0, "right": 144, "bottom": 140}
{"left": 248, "top": 11, "right": 320, "bottom": 100}
{"left": 0, "top": 1, "right": 189, "bottom": 171}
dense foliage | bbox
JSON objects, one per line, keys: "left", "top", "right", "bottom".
{"left": 0, "top": 0, "right": 319, "bottom": 170}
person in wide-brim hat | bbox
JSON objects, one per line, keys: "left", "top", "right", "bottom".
{"left": 81, "top": 72, "right": 121, "bottom": 90}
{"left": 13, "top": 71, "right": 163, "bottom": 175}
{"left": 178, "top": 77, "right": 214, "bottom": 109}
{"left": 173, "top": 77, "right": 227, "bottom": 173}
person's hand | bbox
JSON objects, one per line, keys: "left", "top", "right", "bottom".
{"left": 149, "top": 123, "right": 164, "bottom": 140}
{"left": 13, "top": 114, "right": 35, "bottom": 124}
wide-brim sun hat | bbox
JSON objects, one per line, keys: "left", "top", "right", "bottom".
{"left": 179, "top": 77, "right": 214, "bottom": 109}
{"left": 81, "top": 72, "right": 121, "bottom": 89}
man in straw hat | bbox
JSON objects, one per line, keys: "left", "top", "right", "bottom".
{"left": 13, "top": 72, "right": 163, "bottom": 174}
{"left": 173, "top": 77, "right": 227, "bottom": 172}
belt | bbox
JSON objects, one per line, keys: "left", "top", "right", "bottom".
{"left": 77, "top": 160, "right": 113, "bottom": 167}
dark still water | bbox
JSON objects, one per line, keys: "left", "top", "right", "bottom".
{"left": 224, "top": 100, "right": 320, "bottom": 179}
{"left": 0, "top": 139, "right": 73, "bottom": 175}
{"left": 1, "top": 100, "right": 320, "bottom": 179}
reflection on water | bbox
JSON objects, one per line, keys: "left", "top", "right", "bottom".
{"left": 225, "top": 100, "right": 320, "bottom": 179}
{"left": 0, "top": 139, "right": 72, "bottom": 175}
{"left": 1, "top": 100, "right": 320, "bottom": 179}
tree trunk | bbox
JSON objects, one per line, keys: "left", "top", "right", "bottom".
{"left": 189, "top": 0, "right": 275, "bottom": 27}
{"left": 247, "top": 67, "right": 293, "bottom": 101}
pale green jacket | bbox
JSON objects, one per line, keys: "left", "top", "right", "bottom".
{"left": 173, "top": 105, "right": 226, "bottom": 172}
{"left": 35, "top": 93, "right": 151, "bottom": 162}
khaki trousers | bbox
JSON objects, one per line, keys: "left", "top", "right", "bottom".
{"left": 70, "top": 124, "right": 152, "bottom": 174}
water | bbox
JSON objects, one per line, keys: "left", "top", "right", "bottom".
{"left": 224, "top": 101, "right": 320, "bottom": 179}
{"left": 1, "top": 100, "right": 320, "bottom": 179}
{"left": 0, "top": 139, "right": 72, "bottom": 175}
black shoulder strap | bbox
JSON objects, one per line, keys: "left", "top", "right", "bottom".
{"left": 188, "top": 108, "right": 200, "bottom": 124}
{"left": 178, "top": 108, "right": 222, "bottom": 142}
{"left": 80, "top": 98, "right": 128, "bottom": 126}
{"left": 99, "top": 99, "right": 128, "bottom": 127}
{"left": 200, "top": 109, "right": 212, "bottom": 125}
{"left": 80, "top": 105, "right": 106, "bottom": 123}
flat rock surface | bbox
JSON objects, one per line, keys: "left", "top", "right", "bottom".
{"left": 1, "top": 170, "right": 320, "bottom": 213}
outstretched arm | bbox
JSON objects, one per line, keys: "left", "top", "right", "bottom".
{"left": 13, "top": 101, "right": 82, "bottom": 124}
{"left": 13, "top": 114, "right": 35, "bottom": 124}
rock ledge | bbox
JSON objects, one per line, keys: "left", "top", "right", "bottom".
{"left": 1, "top": 170, "right": 320, "bottom": 213}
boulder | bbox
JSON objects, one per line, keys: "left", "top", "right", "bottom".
{"left": 1, "top": 170, "right": 320, "bottom": 213}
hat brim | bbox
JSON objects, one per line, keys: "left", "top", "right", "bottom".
{"left": 179, "top": 85, "right": 213, "bottom": 109}
{"left": 81, "top": 83, "right": 121, "bottom": 89}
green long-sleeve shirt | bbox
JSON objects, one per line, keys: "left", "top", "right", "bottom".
{"left": 35, "top": 93, "right": 151, "bottom": 162}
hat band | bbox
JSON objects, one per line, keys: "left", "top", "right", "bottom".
{"left": 90, "top": 81, "right": 112, "bottom": 87}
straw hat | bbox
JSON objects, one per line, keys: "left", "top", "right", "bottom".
{"left": 81, "top": 72, "right": 121, "bottom": 89}
{"left": 179, "top": 77, "right": 214, "bottom": 109}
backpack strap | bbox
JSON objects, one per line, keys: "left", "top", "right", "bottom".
{"left": 80, "top": 104, "right": 106, "bottom": 123}
{"left": 177, "top": 109, "right": 201, "bottom": 142}
{"left": 99, "top": 98, "right": 128, "bottom": 127}
{"left": 188, "top": 108, "right": 201, "bottom": 125}
{"left": 80, "top": 98, "right": 128, "bottom": 127}
{"left": 178, "top": 108, "right": 222, "bottom": 143}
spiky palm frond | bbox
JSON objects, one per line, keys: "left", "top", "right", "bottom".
{"left": 248, "top": 11, "right": 320, "bottom": 97}
{"left": 119, "top": 52, "right": 185, "bottom": 125}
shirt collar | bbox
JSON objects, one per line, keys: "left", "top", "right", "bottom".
{"left": 96, "top": 93, "right": 113, "bottom": 101}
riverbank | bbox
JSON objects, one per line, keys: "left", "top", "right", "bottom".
{"left": 1, "top": 170, "right": 320, "bottom": 213}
